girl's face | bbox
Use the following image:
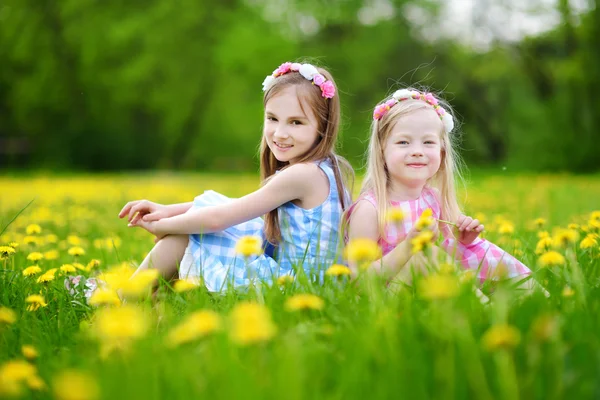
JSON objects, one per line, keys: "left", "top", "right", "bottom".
{"left": 383, "top": 107, "right": 443, "bottom": 190}
{"left": 264, "top": 86, "right": 320, "bottom": 164}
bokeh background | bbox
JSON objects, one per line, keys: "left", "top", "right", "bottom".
{"left": 0, "top": 0, "right": 598, "bottom": 173}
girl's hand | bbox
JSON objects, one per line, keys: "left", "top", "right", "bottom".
{"left": 119, "top": 200, "right": 169, "bottom": 224}
{"left": 128, "top": 218, "right": 167, "bottom": 241}
{"left": 406, "top": 219, "right": 439, "bottom": 242}
{"left": 456, "top": 214, "right": 484, "bottom": 245}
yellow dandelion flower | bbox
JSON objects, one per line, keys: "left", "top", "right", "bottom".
{"left": 229, "top": 302, "right": 276, "bottom": 345}
{"left": 538, "top": 251, "right": 566, "bottom": 267}
{"left": 53, "top": 370, "right": 99, "bottom": 400}
{"left": 25, "top": 295, "right": 48, "bottom": 311}
{"left": 234, "top": 236, "right": 263, "bottom": 257}
{"left": 173, "top": 279, "right": 200, "bottom": 293}
{"left": 537, "top": 231, "right": 550, "bottom": 239}
{"left": 562, "top": 286, "right": 575, "bottom": 297}
{"left": 68, "top": 247, "right": 85, "bottom": 257}
{"left": 88, "top": 289, "right": 121, "bottom": 307}
{"left": 44, "top": 250, "right": 59, "bottom": 260}
{"left": 25, "top": 224, "right": 42, "bottom": 235}
{"left": 167, "top": 310, "right": 221, "bottom": 347}
{"left": 580, "top": 234, "right": 598, "bottom": 249}
{"left": 93, "top": 305, "right": 149, "bottom": 341}
{"left": 0, "top": 306, "right": 17, "bottom": 324}
{"left": 419, "top": 274, "right": 459, "bottom": 300}
{"left": 591, "top": 211, "right": 600, "bottom": 221}
{"left": 284, "top": 294, "right": 325, "bottom": 312}
{"left": 568, "top": 223, "right": 580, "bottom": 230}
{"left": 37, "top": 271, "right": 56, "bottom": 283}
{"left": 552, "top": 228, "right": 579, "bottom": 248}
{"left": 414, "top": 208, "right": 435, "bottom": 230}
{"left": 60, "top": 264, "right": 77, "bottom": 274}
{"left": 481, "top": 324, "right": 521, "bottom": 352}
{"left": 411, "top": 230, "right": 435, "bottom": 254}
{"left": 344, "top": 238, "right": 381, "bottom": 267}
{"left": 532, "top": 218, "right": 546, "bottom": 229}
{"left": 26, "top": 252, "right": 44, "bottom": 262}
{"left": 276, "top": 275, "right": 294, "bottom": 286}
{"left": 498, "top": 222, "right": 515, "bottom": 235}
{"left": 119, "top": 269, "right": 159, "bottom": 298}
{"left": 325, "top": 264, "right": 352, "bottom": 277}
{"left": 386, "top": 207, "right": 405, "bottom": 224}
{"left": 23, "top": 266, "right": 42, "bottom": 277}
{"left": 8, "top": 242, "right": 19, "bottom": 249}
{"left": 45, "top": 234, "right": 58, "bottom": 244}
{"left": 73, "top": 263, "right": 86, "bottom": 271}
{"left": 23, "top": 236, "right": 38, "bottom": 245}
{"left": 86, "top": 259, "right": 101, "bottom": 271}
{"left": 21, "top": 345, "right": 38, "bottom": 360}
{"left": 67, "top": 235, "right": 82, "bottom": 246}
{"left": 0, "top": 360, "right": 38, "bottom": 396}
{"left": 0, "top": 246, "right": 16, "bottom": 258}
{"left": 535, "top": 237, "right": 554, "bottom": 255}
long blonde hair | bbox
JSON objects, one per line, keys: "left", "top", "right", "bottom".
{"left": 359, "top": 89, "right": 464, "bottom": 240}
{"left": 260, "top": 64, "right": 354, "bottom": 244}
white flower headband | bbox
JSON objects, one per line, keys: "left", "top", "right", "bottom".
{"left": 262, "top": 62, "right": 336, "bottom": 99}
{"left": 373, "top": 89, "right": 454, "bottom": 133}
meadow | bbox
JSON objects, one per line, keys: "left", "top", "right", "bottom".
{"left": 1, "top": 172, "right": 600, "bottom": 400}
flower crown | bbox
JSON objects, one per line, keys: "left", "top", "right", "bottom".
{"left": 262, "top": 62, "right": 336, "bottom": 99}
{"left": 373, "top": 89, "right": 454, "bottom": 133}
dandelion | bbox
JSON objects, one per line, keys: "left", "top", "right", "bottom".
{"left": 562, "top": 286, "right": 575, "bottom": 297}
{"left": 53, "top": 370, "right": 99, "bottom": 400}
{"left": 414, "top": 208, "right": 435, "bottom": 230}
{"left": 0, "top": 246, "right": 16, "bottom": 258}
{"left": 419, "top": 274, "right": 459, "bottom": 300}
{"left": 386, "top": 207, "right": 405, "bottom": 224}
{"left": 234, "top": 236, "right": 263, "bottom": 257}
{"left": 481, "top": 324, "right": 521, "bottom": 352}
{"left": 25, "top": 295, "right": 48, "bottom": 311}
{"left": 344, "top": 238, "right": 381, "bottom": 268}
{"left": 119, "top": 269, "right": 159, "bottom": 298}
{"left": 277, "top": 275, "right": 294, "bottom": 286}
{"left": 0, "top": 360, "right": 40, "bottom": 396}
{"left": 60, "top": 264, "right": 77, "bottom": 274}
{"left": 325, "top": 264, "right": 352, "bottom": 277}
{"left": 37, "top": 271, "right": 56, "bottom": 283}
{"left": 532, "top": 218, "right": 546, "bottom": 229}
{"left": 498, "top": 222, "right": 515, "bottom": 235}
{"left": 67, "top": 235, "right": 82, "bottom": 246}
{"left": 26, "top": 224, "right": 42, "bottom": 235}
{"left": 229, "top": 302, "right": 276, "bottom": 345}
{"left": 0, "top": 307, "right": 16, "bottom": 324}
{"left": 93, "top": 305, "right": 149, "bottom": 342}
{"left": 411, "top": 230, "right": 435, "bottom": 254}
{"left": 535, "top": 237, "right": 554, "bottom": 255}
{"left": 23, "top": 266, "right": 42, "bottom": 277}
{"left": 538, "top": 251, "right": 566, "bottom": 267}
{"left": 45, "top": 234, "right": 58, "bottom": 243}
{"left": 552, "top": 228, "right": 579, "bottom": 248}
{"left": 580, "top": 234, "right": 598, "bottom": 249}
{"left": 44, "top": 250, "right": 59, "bottom": 260}
{"left": 68, "top": 246, "right": 85, "bottom": 257}
{"left": 86, "top": 259, "right": 101, "bottom": 271}
{"left": 568, "top": 223, "right": 580, "bottom": 230}
{"left": 173, "top": 279, "right": 200, "bottom": 293}
{"left": 26, "top": 252, "right": 44, "bottom": 262}
{"left": 88, "top": 289, "right": 121, "bottom": 307}
{"left": 285, "top": 294, "right": 325, "bottom": 312}
{"left": 167, "top": 310, "right": 221, "bottom": 347}
{"left": 8, "top": 242, "right": 19, "bottom": 249}
{"left": 21, "top": 345, "right": 38, "bottom": 360}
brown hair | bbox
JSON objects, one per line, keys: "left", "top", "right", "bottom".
{"left": 260, "top": 65, "right": 354, "bottom": 244}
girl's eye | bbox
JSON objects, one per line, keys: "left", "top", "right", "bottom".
{"left": 397, "top": 140, "right": 409, "bottom": 145}
{"left": 291, "top": 120, "right": 302, "bottom": 125}
{"left": 424, "top": 141, "right": 436, "bottom": 145}
{"left": 266, "top": 116, "right": 277, "bottom": 122}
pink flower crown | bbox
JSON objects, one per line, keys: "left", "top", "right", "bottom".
{"left": 373, "top": 89, "right": 454, "bottom": 133}
{"left": 262, "top": 62, "right": 336, "bottom": 99}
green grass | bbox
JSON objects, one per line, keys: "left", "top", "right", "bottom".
{"left": 0, "top": 172, "right": 599, "bottom": 399}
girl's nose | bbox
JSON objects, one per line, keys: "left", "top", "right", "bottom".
{"left": 273, "top": 127, "right": 289, "bottom": 139}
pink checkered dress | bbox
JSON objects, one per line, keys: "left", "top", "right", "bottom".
{"left": 348, "top": 187, "right": 531, "bottom": 282}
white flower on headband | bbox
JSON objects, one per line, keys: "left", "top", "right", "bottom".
{"left": 262, "top": 75, "right": 276, "bottom": 92}
{"left": 392, "top": 89, "right": 419, "bottom": 101}
{"left": 442, "top": 113, "right": 454, "bottom": 133}
{"left": 299, "top": 64, "right": 319, "bottom": 80}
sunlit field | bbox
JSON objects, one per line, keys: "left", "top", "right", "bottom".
{"left": 1, "top": 172, "right": 600, "bottom": 399}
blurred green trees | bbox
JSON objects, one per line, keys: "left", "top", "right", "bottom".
{"left": 0, "top": 0, "right": 598, "bottom": 172}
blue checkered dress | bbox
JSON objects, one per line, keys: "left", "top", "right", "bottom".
{"left": 179, "top": 158, "right": 347, "bottom": 292}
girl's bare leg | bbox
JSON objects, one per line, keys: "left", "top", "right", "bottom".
{"left": 131, "top": 234, "right": 189, "bottom": 282}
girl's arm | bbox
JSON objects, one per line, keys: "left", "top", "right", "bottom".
{"left": 119, "top": 200, "right": 193, "bottom": 223}
{"left": 347, "top": 201, "right": 413, "bottom": 279}
{"left": 130, "top": 163, "right": 323, "bottom": 237}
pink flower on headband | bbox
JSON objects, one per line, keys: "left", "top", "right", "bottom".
{"left": 373, "top": 104, "right": 388, "bottom": 120}
{"left": 424, "top": 93, "right": 438, "bottom": 106}
{"left": 313, "top": 74, "right": 326, "bottom": 86}
{"left": 291, "top": 63, "right": 301, "bottom": 71}
{"left": 320, "top": 81, "right": 336, "bottom": 99}
{"left": 385, "top": 99, "right": 397, "bottom": 108}
{"left": 435, "top": 106, "right": 446, "bottom": 117}
{"left": 274, "top": 62, "right": 292, "bottom": 77}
